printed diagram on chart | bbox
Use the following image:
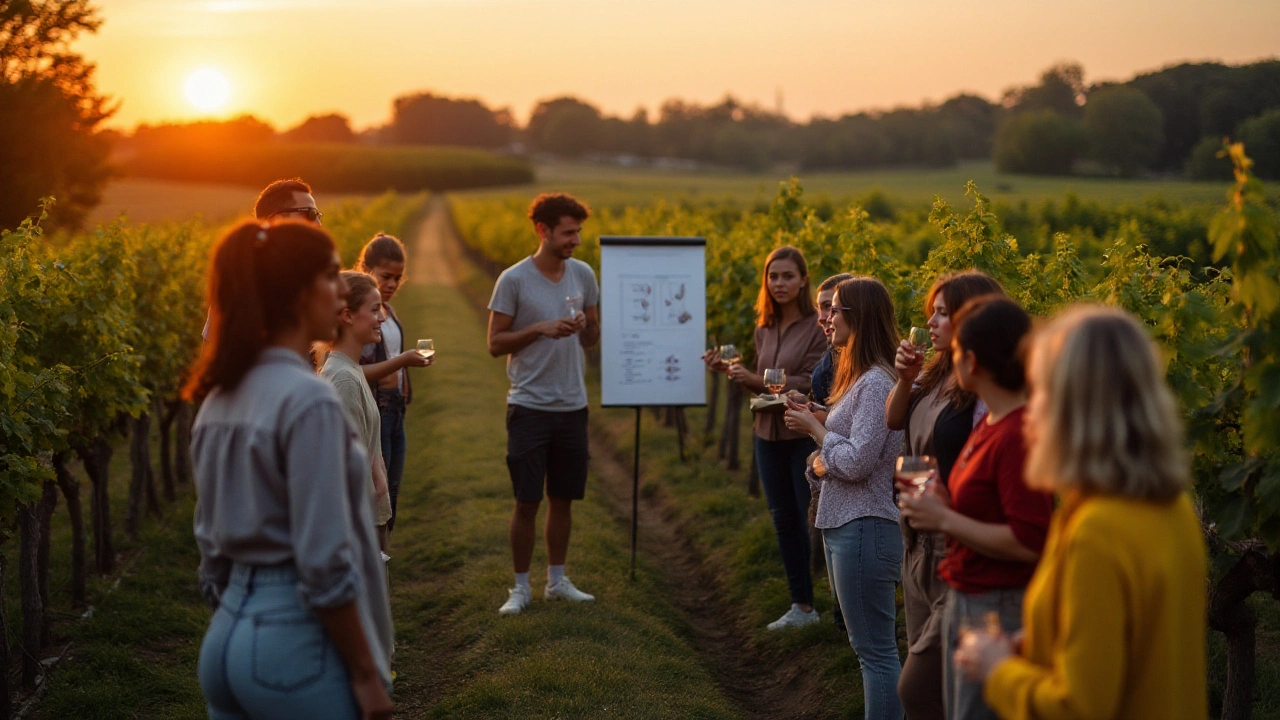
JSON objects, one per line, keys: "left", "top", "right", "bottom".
{"left": 661, "top": 282, "right": 692, "bottom": 326}
{"left": 623, "top": 276, "right": 693, "bottom": 330}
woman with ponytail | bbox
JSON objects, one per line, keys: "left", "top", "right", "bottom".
{"left": 321, "top": 271, "right": 394, "bottom": 552}
{"left": 188, "top": 220, "right": 393, "bottom": 720}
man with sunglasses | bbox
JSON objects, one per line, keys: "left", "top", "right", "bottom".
{"left": 254, "top": 178, "right": 324, "bottom": 225}
{"left": 202, "top": 178, "right": 323, "bottom": 340}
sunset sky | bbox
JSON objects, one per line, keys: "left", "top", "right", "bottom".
{"left": 78, "top": 0, "right": 1280, "bottom": 131}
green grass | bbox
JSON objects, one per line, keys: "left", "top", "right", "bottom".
{"left": 385, "top": 272, "right": 743, "bottom": 719}
{"left": 458, "top": 159, "right": 1243, "bottom": 208}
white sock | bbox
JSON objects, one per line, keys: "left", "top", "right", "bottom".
{"left": 548, "top": 565, "right": 565, "bottom": 585}
{"left": 515, "top": 572, "right": 530, "bottom": 590}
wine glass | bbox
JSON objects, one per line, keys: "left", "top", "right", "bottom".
{"left": 718, "top": 344, "right": 741, "bottom": 368}
{"left": 896, "top": 455, "right": 938, "bottom": 496}
{"left": 762, "top": 368, "right": 786, "bottom": 400}
{"left": 908, "top": 326, "right": 931, "bottom": 352}
{"left": 565, "top": 295, "right": 584, "bottom": 319}
{"left": 416, "top": 339, "right": 435, "bottom": 361}
{"left": 957, "top": 610, "right": 1005, "bottom": 652}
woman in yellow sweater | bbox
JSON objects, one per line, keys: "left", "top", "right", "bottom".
{"left": 954, "top": 305, "right": 1207, "bottom": 720}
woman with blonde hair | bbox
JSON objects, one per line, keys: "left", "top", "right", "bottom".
{"left": 955, "top": 305, "right": 1207, "bottom": 720}
{"left": 321, "top": 271, "right": 394, "bottom": 551}
{"left": 785, "top": 277, "right": 904, "bottom": 720}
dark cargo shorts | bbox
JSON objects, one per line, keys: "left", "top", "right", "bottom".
{"left": 505, "top": 405, "right": 589, "bottom": 503}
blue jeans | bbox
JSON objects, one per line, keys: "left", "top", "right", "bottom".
{"left": 379, "top": 403, "right": 406, "bottom": 532}
{"left": 755, "top": 436, "right": 816, "bottom": 606}
{"left": 823, "top": 517, "right": 904, "bottom": 720}
{"left": 197, "top": 565, "right": 360, "bottom": 720}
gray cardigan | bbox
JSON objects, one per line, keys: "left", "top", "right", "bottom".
{"left": 807, "top": 365, "right": 903, "bottom": 529}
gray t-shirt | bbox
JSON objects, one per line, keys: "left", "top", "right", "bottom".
{"left": 488, "top": 256, "right": 599, "bottom": 411}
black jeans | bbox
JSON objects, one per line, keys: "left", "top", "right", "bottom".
{"left": 755, "top": 435, "right": 816, "bottom": 606}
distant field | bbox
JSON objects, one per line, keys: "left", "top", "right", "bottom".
{"left": 89, "top": 178, "right": 379, "bottom": 225}
{"left": 460, "top": 159, "right": 1241, "bottom": 208}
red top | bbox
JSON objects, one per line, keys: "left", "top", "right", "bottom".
{"left": 938, "top": 407, "right": 1053, "bottom": 593}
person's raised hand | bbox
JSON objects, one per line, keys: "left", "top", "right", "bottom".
{"left": 784, "top": 405, "right": 822, "bottom": 437}
{"left": 895, "top": 340, "right": 925, "bottom": 385}
{"left": 898, "top": 483, "right": 952, "bottom": 533}
{"left": 398, "top": 350, "right": 431, "bottom": 368}
{"left": 726, "top": 363, "right": 750, "bottom": 383}
{"left": 953, "top": 627, "right": 1014, "bottom": 683}
{"left": 701, "top": 348, "right": 728, "bottom": 373}
{"left": 540, "top": 318, "right": 577, "bottom": 339}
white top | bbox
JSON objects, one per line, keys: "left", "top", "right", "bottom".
{"left": 380, "top": 308, "right": 404, "bottom": 393}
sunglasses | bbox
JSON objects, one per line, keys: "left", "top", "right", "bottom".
{"left": 270, "top": 207, "right": 324, "bottom": 224}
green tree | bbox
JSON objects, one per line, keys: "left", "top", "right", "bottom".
{"left": 994, "top": 110, "right": 1087, "bottom": 175}
{"left": 389, "top": 92, "right": 511, "bottom": 148}
{"left": 1186, "top": 136, "right": 1234, "bottom": 180}
{"left": 282, "top": 113, "right": 355, "bottom": 144}
{"left": 1236, "top": 109, "right": 1280, "bottom": 180}
{"left": 1004, "top": 62, "right": 1086, "bottom": 118}
{"left": 1084, "top": 86, "right": 1164, "bottom": 176}
{"left": 0, "top": 0, "right": 114, "bottom": 230}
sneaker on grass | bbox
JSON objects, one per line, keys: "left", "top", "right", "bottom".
{"left": 499, "top": 585, "right": 531, "bottom": 615}
{"left": 767, "top": 604, "right": 820, "bottom": 630}
{"left": 544, "top": 577, "right": 595, "bottom": 603}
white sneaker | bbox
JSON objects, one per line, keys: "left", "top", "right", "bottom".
{"left": 544, "top": 577, "right": 595, "bottom": 603}
{"left": 767, "top": 604, "right": 820, "bottom": 630}
{"left": 498, "top": 585, "right": 532, "bottom": 615}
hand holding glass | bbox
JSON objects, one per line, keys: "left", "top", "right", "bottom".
{"left": 909, "top": 326, "right": 930, "bottom": 352}
{"left": 763, "top": 368, "right": 786, "bottom": 400}
{"left": 896, "top": 455, "right": 938, "bottom": 496}
{"left": 416, "top": 339, "right": 435, "bottom": 361}
{"left": 718, "top": 344, "right": 741, "bottom": 367}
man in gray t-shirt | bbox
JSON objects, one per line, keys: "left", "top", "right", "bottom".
{"left": 487, "top": 193, "right": 600, "bottom": 616}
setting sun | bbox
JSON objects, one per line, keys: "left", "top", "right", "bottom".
{"left": 183, "top": 68, "right": 231, "bottom": 113}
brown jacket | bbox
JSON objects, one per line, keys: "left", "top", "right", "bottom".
{"left": 752, "top": 315, "right": 827, "bottom": 441}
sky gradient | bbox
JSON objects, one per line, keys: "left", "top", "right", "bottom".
{"left": 78, "top": 0, "right": 1280, "bottom": 131}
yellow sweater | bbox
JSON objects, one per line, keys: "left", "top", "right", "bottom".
{"left": 984, "top": 492, "right": 1207, "bottom": 720}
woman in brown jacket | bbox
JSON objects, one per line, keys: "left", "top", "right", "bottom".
{"left": 705, "top": 246, "right": 826, "bottom": 630}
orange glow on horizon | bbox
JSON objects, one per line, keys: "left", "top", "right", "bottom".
{"left": 75, "top": 0, "right": 1280, "bottom": 133}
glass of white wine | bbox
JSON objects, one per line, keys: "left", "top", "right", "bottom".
{"left": 896, "top": 455, "right": 938, "bottom": 496}
{"left": 718, "top": 344, "right": 741, "bottom": 368}
{"left": 762, "top": 368, "right": 786, "bottom": 400}
{"left": 908, "top": 326, "right": 930, "bottom": 352}
{"left": 416, "top": 339, "right": 435, "bottom": 361}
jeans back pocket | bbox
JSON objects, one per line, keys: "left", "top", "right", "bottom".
{"left": 251, "top": 609, "right": 329, "bottom": 692}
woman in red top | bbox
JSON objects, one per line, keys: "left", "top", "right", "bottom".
{"left": 898, "top": 296, "right": 1052, "bottom": 720}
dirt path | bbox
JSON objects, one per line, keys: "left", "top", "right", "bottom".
{"left": 417, "top": 198, "right": 829, "bottom": 720}
{"left": 409, "top": 195, "right": 456, "bottom": 286}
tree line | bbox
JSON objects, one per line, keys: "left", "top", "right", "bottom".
{"left": 113, "top": 60, "right": 1280, "bottom": 184}
{"left": 252, "top": 59, "right": 1280, "bottom": 179}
